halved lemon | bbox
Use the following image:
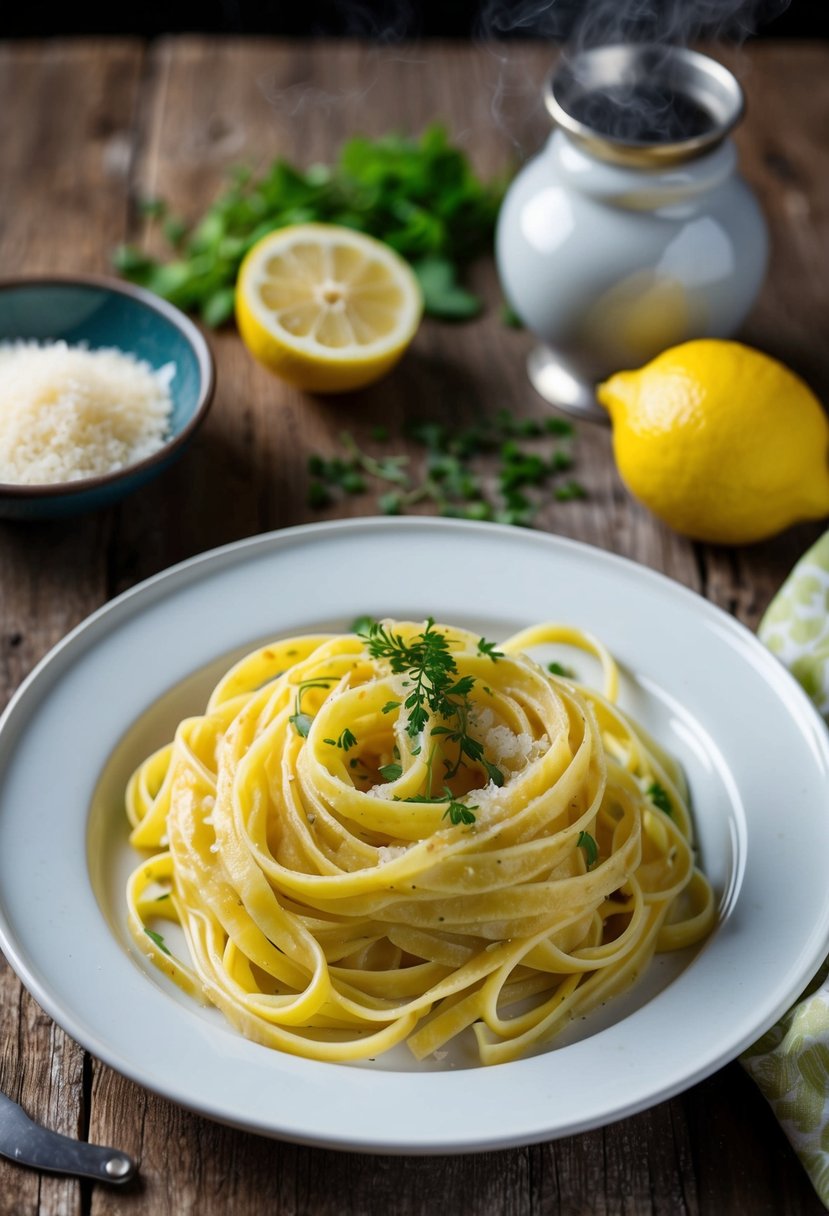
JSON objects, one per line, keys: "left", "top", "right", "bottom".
{"left": 236, "top": 224, "right": 423, "bottom": 393}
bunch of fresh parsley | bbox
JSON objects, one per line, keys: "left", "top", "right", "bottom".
{"left": 114, "top": 125, "right": 507, "bottom": 326}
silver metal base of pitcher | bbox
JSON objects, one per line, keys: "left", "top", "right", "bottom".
{"left": 527, "top": 346, "right": 609, "bottom": 425}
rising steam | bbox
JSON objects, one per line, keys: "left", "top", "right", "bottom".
{"left": 475, "top": 0, "right": 791, "bottom": 46}
{"left": 475, "top": 0, "right": 790, "bottom": 153}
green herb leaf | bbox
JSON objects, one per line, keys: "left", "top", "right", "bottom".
{"left": 412, "top": 257, "right": 482, "bottom": 320}
{"left": 462, "top": 501, "right": 493, "bottom": 521}
{"left": 647, "top": 781, "right": 673, "bottom": 816}
{"left": 138, "top": 197, "right": 167, "bottom": 219}
{"left": 500, "top": 301, "right": 523, "bottom": 328}
{"left": 307, "top": 482, "right": 333, "bottom": 509}
{"left": 379, "top": 762, "right": 404, "bottom": 782}
{"left": 341, "top": 470, "right": 367, "bottom": 495}
{"left": 477, "top": 637, "right": 503, "bottom": 662}
{"left": 577, "top": 831, "right": 599, "bottom": 868}
{"left": 549, "top": 449, "right": 574, "bottom": 473}
{"left": 442, "top": 800, "right": 478, "bottom": 826}
{"left": 407, "top": 421, "right": 448, "bottom": 450}
{"left": 378, "top": 491, "right": 403, "bottom": 515}
{"left": 554, "top": 480, "right": 587, "bottom": 502}
{"left": 548, "top": 661, "right": 575, "bottom": 678}
{"left": 116, "top": 125, "right": 506, "bottom": 322}
{"left": 289, "top": 678, "right": 336, "bottom": 739}
{"left": 544, "top": 418, "right": 574, "bottom": 436}
{"left": 351, "top": 614, "right": 377, "bottom": 635}
{"left": 163, "top": 215, "right": 188, "bottom": 247}
{"left": 483, "top": 759, "right": 505, "bottom": 787}
{"left": 289, "top": 712, "right": 314, "bottom": 738}
{"left": 326, "top": 728, "right": 358, "bottom": 751}
{"left": 381, "top": 700, "right": 401, "bottom": 714}
{"left": 201, "top": 286, "right": 237, "bottom": 328}
{"left": 112, "top": 244, "right": 154, "bottom": 275}
{"left": 144, "top": 927, "right": 172, "bottom": 956}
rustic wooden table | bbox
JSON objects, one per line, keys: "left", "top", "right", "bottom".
{"left": 1, "top": 35, "right": 828, "bottom": 1216}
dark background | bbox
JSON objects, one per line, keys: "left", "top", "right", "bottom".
{"left": 2, "top": 0, "right": 828, "bottom": 38}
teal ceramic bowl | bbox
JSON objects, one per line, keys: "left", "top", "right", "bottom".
{"left": 0, "top": 276, "right": 215, "bottom": 519}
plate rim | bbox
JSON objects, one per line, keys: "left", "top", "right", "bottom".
{"left": 2, "top": 515, "right": 829, "bottom": 1154}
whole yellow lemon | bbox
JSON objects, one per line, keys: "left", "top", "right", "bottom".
{"left": 597, "top": 340, "right": 829, "bottom": 544}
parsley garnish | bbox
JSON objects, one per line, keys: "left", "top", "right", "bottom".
{"left": 577, "top": 831, "right": 598, "bottom": 868}
{"left": 379, "top": 762, "right": 404, "bottom": 782}
{"left": 361, "top": 619, "right": 504, "bottom": 802}
{"left": 443, "top": 800, "right": 478, "bottom": 826}
{"left": 647, "top": 781, "right": 673, "bottom": 816}
{"left": 477, "top": 637, "right": 504, "bottom": 661}
{"left": 144, "top": 928, "right": 172, "bottom": 956}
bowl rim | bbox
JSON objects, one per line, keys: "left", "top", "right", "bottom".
{"left": 0, "top": 273, "right": 216, "bottom": 500}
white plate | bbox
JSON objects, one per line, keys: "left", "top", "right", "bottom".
{"left": 1, "top": 518, "right": 829, "bottom": 1154}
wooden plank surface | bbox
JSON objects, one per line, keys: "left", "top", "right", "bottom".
{"left": 0, "top": 36, "right": 827, "bottom": 1216}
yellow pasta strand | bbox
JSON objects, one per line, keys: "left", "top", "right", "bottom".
{"left": 124, "top": 619, "right": 714, "bottom": 1065}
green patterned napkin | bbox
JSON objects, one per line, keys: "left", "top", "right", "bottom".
{"left": 741, "top": 531, "right": 829, "bottom": 1206}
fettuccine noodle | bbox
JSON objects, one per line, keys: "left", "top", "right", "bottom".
{"left": 125, "top": 619, "right": 714, "bottom": 1065}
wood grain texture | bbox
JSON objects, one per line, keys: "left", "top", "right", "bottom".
{"left": 0, "top": 36, "right": 826, "bottom": 1216}
{"left": 0, "top": 39, "right": 144, "bottom": 1216}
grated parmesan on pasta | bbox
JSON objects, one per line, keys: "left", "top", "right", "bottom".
{"left": 0, "top": 340, "right": 175, "bottom": 485}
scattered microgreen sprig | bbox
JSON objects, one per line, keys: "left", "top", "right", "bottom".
{"left": 307, "top": 411, "right": 585, "bottom": 527}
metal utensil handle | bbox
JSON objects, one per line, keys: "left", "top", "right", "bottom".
{"left": 0, "top": 1096, "right": 137, "bottom": 1184}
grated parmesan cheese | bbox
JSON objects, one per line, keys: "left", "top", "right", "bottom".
{"left": 0, "top": 340, "right": 175, "bottom": 485}
{"left": 474, "top": 708, "right": 549, "bottom": 768}
{"left": 377, "top": 845, "right": 408, "bottom": 865}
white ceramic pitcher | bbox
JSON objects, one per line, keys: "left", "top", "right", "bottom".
{"left": 496, "top": 45, "right": 768, "bottom": 421}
